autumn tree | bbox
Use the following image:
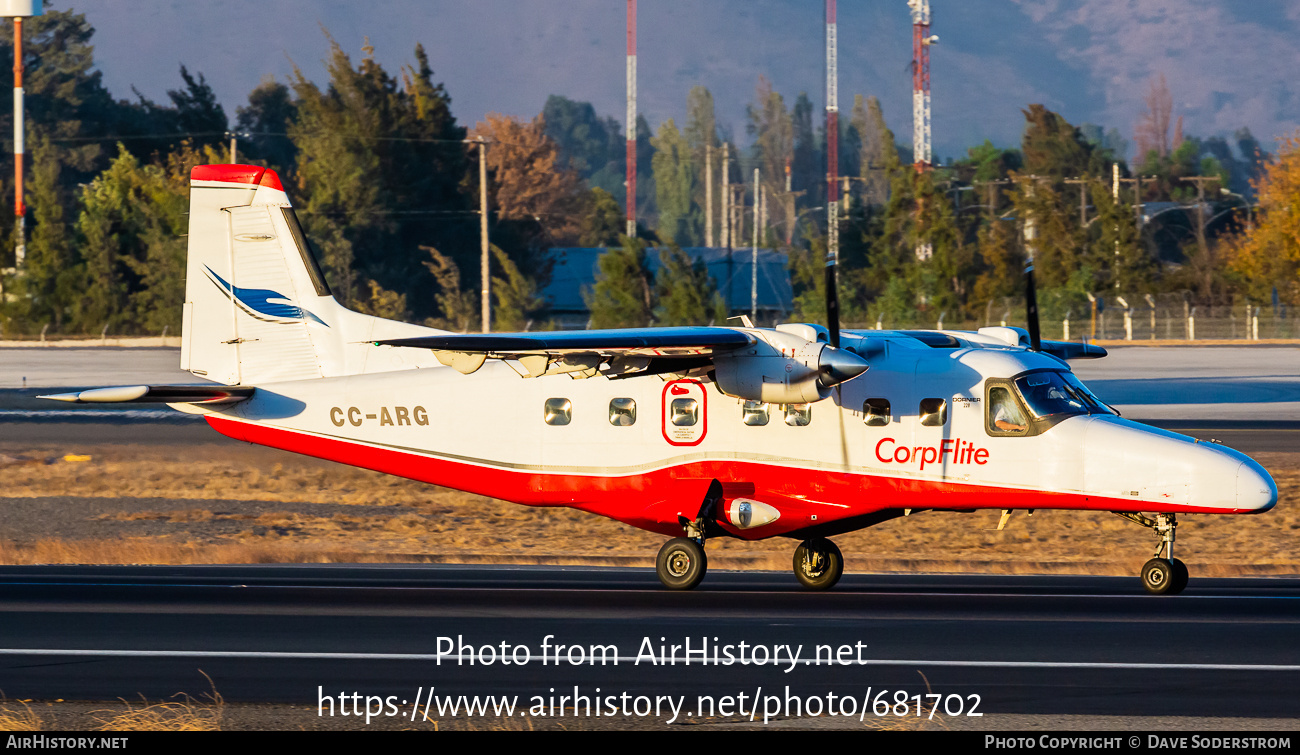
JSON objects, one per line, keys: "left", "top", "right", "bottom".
{"left": 1134, "top": 74, "right": 1180, "bottom": 163}
{"left": 1227, "top": 133, "right": 1300, "bottom": 305}
{"left": 471, "top": 113, "right": 584, "bottom": 242}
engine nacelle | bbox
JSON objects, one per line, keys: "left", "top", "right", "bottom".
{"left": 712, "top": 330, "right": 869, "bottom": 405}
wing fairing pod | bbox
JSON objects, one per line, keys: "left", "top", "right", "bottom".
{"left": 39, "top": 385, "right": 255, "bottom": 405}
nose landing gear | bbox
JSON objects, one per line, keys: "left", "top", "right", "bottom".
{"left": 1117, "top": 512, "right": 1188, "bottom": 595}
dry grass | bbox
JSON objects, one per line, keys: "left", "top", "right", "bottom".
{"left": 0, "top": 700, "right": 42, "bottom": 732}
{"left": 0, "top": 443, "right": 1297, "bottom": 572}
{"left": 0, "top": 539, "right": 383, "bottom": 566}
{"left": 92, "top": 675, "right": 222, "bottom": 731}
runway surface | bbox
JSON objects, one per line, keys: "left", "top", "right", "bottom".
{"left": 0, "top": 565, "right": 1296, "bottom": 721}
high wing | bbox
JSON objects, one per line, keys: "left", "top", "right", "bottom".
{"left": 39, "top": 385, "right": 254, "bottom": 404}
{"left": 1039, "top": 340, "right": 1107, "bottom": 361}
{"left": 376, "top": 326, "right": 756, "bottom": 379}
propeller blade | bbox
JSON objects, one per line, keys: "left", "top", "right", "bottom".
{"left": 1025, "top": 258, "right": 1042, "bottom": 352}
{"left": 825, "top": 260, "right": 840, "bottom": 349}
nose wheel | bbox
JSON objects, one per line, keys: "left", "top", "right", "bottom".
{"left": 656, "top": 537, "right": 707, "bottom": 590}
{"left": 1141, "top": 557, "right": 1189, "bottom": 595}
{"left": 793, "top": 538, "right": 844, "bottom": 590}
{"left": 1117, "top": 512, "right": 1188, "bottom": 595}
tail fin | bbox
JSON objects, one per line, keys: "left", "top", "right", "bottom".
{"left": 181, "top": 164, "right": 440, "bottom": 385}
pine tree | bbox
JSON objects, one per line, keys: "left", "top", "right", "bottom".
{"left": 655, "top": 246, "right": 725, "bottom": 326}
{"left": 586, "top": 237, "right": 654, "bottom": 328}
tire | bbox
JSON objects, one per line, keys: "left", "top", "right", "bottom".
{"left": 1169, "top": 558, "right": 1189, "bottom": 595}
{"left": 793, "top": 538, "right": 844, "bottom": 591}
{"left": 656, "top": 538, "right": 707, "bottom": 590}
{"left": 1141, "top": 558, "right": 1176, "bottom": 595}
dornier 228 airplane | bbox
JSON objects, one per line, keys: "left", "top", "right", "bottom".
{"left": 45, "top": 164, "right": 1278, "bottom": 594}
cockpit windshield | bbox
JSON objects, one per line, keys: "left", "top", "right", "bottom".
{"left": 1013, "top": 371, "right": 1114, "bottom": 419}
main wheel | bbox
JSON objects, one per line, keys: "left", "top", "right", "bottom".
{"left": 1141, "top": 558, "right": 1178, "bottom": 595}
{"left": 656, "top": 537, "right": 707, "bottom": 590}
{"left": 1169, "top": 558, "right": 1189, "bottom": 595}
{"left": 793, "top": 538, "right": 844, "bottom": 591}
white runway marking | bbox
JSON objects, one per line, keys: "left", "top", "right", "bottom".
{"left": 0, "top": 648, "right": 1297, "bottom": 671}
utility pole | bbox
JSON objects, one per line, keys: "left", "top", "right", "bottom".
{"left": 721, "top": 143, "right": 730, "bottom": 249}
{"left": 752, "top": 168, "right": 759, "bottom": 324}
{"left": 478, "top": 138, "right": 490, "bottom": 333}
{"left": 1112, "top": 163, "right": 1121, "bottom": 288}
{"left": 625, "top": 0, "right": 637, "bottom": 238}
{"left": 1064, "top": 177, "right": 1088, "bottom": 226}
{"left": 826, "top": 0, "right": 840, "bottom": 321}
{"left": 705, "top": 144, "right": 714, "bottom": 247}
{"left": 1117, "top": 175, "right": 1147, "bottom": 234}
{"left": 1183, "top": 175, "right": 1221, "bottom": 303}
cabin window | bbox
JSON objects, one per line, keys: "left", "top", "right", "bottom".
{"left": 785, "top": 403, "right": 812, "bottom": 427}
{"left": 987, "top": 386, "right": 1029, "bottom": 435}
{"left": 919, "top": 398, "right": 947, "bottom": 427}
{"left": 742, "top": 400, "right": 769, "bottom": 426}
{"left": 670, "top": 398, "right": 699, "bottom": 426}
{"left": 863, "top": 399, "right": 890, "bottom": 426}
{"left": 609, "top": 398, "right": 636, "bottom": 426}
{"left": 544, "top": 398, "right": 572, "bottom": 426}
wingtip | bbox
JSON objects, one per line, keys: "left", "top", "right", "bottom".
{"left": 37, "top": 392, "right": 82, "bottom": 403}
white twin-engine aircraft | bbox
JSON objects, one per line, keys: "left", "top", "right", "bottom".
{"left": 46, "top": 165, "right": 1277, "bottom": 594}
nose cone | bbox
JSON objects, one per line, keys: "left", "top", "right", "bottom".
{"left": 817, "top": 346, "right": 870, "bottom": 388}
{"left": 1237, "top": 459, "right": 1278, "bottom": 512}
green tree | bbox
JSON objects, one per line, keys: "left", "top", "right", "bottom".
{"left": 585, "top": 237, "right": 654, "bottom": 328}
{"left": 236, "top": 76, "right": 299, "bottom": 172}
{"left": 651, "top": 119, "right": 696, "bottom": 246}
{"left": 579, "top": 188, "right": 623, "bottom": 248}
{"left": 421, "top": 245, "right": 478, "bottom": 332}
{"left": 747, "top": 77, "right": 794, "bottom": 244}
{"left": 289, "top": 36, "right": 471, "bottom": 314}
{"left": 655, "top": 246, "right": 725, "bottom": 325}
{"left": 492, "top": 244, "right": 544, "bottom": 331}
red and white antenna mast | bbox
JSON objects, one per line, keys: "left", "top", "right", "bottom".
{"left": 626, "top": 0, "right": 637, "bottom": 238}
{"left": 825, "top": 0, "right": 838, "bottom": 275}
{"left": 909, "top": 0, "right": 936, "bottom": 171}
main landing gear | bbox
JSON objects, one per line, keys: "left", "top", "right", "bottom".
{"left": 656, "top": 537, "right": 707, "bottom": 590}
{"left": 793, "top": 538, "right": 844, "bottom": 590}
{"left": 654, "top": 519, "right": 846, "bottom": 592}
{"left": 1116, "top": 512, "right": 1188, "bottom": 595}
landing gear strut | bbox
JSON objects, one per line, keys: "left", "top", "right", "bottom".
{"left": 793, "top": 538, "right": 844, "bottom": 591}
{"left": 1116, "top": 512, "right": 1188, "bottom": 595}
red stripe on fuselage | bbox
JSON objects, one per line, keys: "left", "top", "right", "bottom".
{"left": 204, "top": 415, "right": 1254, "bottom": 540}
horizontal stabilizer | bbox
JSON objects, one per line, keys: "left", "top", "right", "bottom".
{"left": 39, "top": 385, "right": 255, "bottom": 405}
{"left": 376, "top": 327, "right": 754, "bottom": 356}
{"left": 1040, "top": 340, "right": 1108, "bottom": 360}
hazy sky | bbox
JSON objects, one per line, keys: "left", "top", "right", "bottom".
{"left": 70, "top": 0, "right": 1300, "bottom": 161}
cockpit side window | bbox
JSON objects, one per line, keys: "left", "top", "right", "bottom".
{"left": 986, "top": 385, "right": 1029, "bottom": 436}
